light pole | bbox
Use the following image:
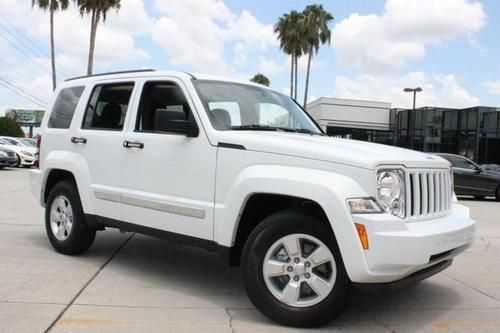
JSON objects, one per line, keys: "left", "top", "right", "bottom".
{"left": 403, "top": 87, "right": 423, "bottom": 150}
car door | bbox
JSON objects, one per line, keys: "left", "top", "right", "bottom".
{"left": 73, "top": 80, "right": 137, "bottom": 221}
{"left": 447, "top": 155, "right": 493, "bottom": 196}
{"left": 121, "top": 78, "right": 216, "bottom": 240}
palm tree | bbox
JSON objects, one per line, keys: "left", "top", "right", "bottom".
{"left": 31, "top": 0, "right": 70, "bottom": 91}
{"left": 75, "top": 0, "right": 121, "bottom": 75}
{"left": 250, "top": 73, "right": 270, "bottom": 87}
{"left": 302, "top": 5, "right": 334, "bottom": 107}
{"left": 274, "top": 11, "right": 304, "bottom": 99}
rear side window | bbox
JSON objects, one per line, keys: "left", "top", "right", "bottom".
{"left": 82, "top": 83, "right": 134, "bottom": 130}
{"left": 48, "top": 86, "right": 85, "bottom": 129}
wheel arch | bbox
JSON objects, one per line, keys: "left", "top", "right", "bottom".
{"left": 41, "top": 150, "right": 94, "bottom": 213}
{"left": 228, "top": 193, "right": 330, "bottom": 266}
{"left": 215, "top": 165, "right": 372, "bottom": 279}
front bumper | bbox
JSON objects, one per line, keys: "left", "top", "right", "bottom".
{"left": 19, "top": 155, "right": 35, "bottom": 166}
{"left": 350, "top": 203, "right": 474, "bottom": 283}
{"left": 354, "top": 259, "right": 453, "bottom": 291}
{"left": 0, "top": 157, "right": 18, "bottom": 167}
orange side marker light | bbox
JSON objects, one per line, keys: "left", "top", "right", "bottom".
{"left": 355, "top": 223, "right": 369, "bottom": 250}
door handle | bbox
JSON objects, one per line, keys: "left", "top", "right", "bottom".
{"left": 71, "top": 137, "right": 87, "bottom": 144}
{"left": 123, "top": 141, "right": 144, "bottom": 149}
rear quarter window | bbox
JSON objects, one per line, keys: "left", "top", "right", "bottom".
{"left": 48, "top": 86, "right": 85, "bottom": 129}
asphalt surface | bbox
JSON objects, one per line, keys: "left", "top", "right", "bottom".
{"left": 0, "top": 168, "right": 499, "bottom": 332}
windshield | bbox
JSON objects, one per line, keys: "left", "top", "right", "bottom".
{"left": 20, "top": 139, "right": 36, "bottom": 147}
{"left": 194, "top": 80, "right": 322, "bottom": 134}
{"left": 2, "top": 138, "right": 21, "bottom": 146}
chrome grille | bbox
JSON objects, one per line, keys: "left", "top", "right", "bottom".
{"left": 406, "top": 169, "right": 452, "bottom": 219}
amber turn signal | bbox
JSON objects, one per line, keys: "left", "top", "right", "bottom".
{"left": 355, "top": 223, "right": 369, "bottom": 250}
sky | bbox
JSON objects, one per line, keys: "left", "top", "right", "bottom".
{"left": 0, "top": 0, "right": 498, "bottom": 113}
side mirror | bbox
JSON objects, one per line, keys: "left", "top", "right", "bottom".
{"left": 154, "top": 109, "right": 199, "bottom": 137}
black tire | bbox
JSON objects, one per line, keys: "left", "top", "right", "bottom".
{"left": 241, "top": 210, "right": 350, "bottom": 328}
{"left": 474, "top": 195, "right": 485, "bottom": 200}
{"left": 14, "top": 154, "right": 21, "bottom": 167}
{"left": 496, "top": 187, "right": 500, "bottom": 202}
{"left": 45, "top": 181, "right": 96, "bottom": 255}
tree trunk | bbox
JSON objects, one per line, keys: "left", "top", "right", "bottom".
{"left": 293, "top": 55, "right": 299, "bottom": 100}
{"left": 87, "top": 10, "right": 99, "bottom": 76}
{"left": 303, "top": 48, "right": 313, "bottom": 107}
{"left": 290, "top": 55, "right": 294, "bottom": 97}
{"left": 50, "top": 9, "right": 56, "bottom": 91}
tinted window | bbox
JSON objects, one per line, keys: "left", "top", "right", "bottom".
{"left": 194, "top": 80, "right": 320, "bottom": 133}
{"left": 442, "top": 155, "right": 477, "bottom": 170}
{"left": 136, "top": 81, "right": 194, "bottom": 132}
{"left": 82, "top": 83, "right": 134, "bottom": 130}
{"left": 48, "top": 86, "right": 85, "bottom": 129}
{"left": 3, "top": 138, "right": 21, "bottom": 146}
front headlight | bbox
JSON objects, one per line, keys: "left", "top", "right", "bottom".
{"left": 377, "top": 169, "right": 406, "bottom": 218}
{"left": 20, "top": 150, "right": 33, "bottom": 157}
{"left": 0, "top": 151, "right": 7, "bottom": 157}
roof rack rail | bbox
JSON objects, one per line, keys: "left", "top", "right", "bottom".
{"left": 65, "top": 69, "right": 155, "bottom": 82}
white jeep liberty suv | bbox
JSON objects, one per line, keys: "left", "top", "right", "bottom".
{"left": 31, "top": 70, "right": 475, "bottom": 327}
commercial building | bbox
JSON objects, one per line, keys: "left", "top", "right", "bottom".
{"left": 307, "top": 98, "right": 500, "bottom": 164}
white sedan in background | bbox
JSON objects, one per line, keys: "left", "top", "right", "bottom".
{"left": 0, "top": 137, "right": 36, "bottom": 167}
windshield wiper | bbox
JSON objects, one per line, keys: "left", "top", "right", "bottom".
{"left": 231, "top": 124, "right": 325, "bottom": 136}
{"left": 291, "top": 128, "right": 325, "bottom": 136}
{"left": 231, "top": 125, "right": 282, "bottom": 131}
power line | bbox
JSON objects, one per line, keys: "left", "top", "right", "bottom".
{"left": 0, "top": 75, "right": 48, "bottom": 105}
{"left": 0, "top": 31, "right": 53, "bottom": 77}
{"left": 0, "top": 12, "right": 75, "bottom": 78}
{"left": 0, "top": 57, "right": 38, "bottom": 83}
{"left": 0, "top": 12, "right": 50, "bottom": 58}
{"left": 0, "top": 81, "right": 47, "bottom": 108}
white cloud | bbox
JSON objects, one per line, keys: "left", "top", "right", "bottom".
{"left": 334, "top": 72, "right": 479, "bottom": 108}
{"left": 0, "top": 0, "right": 152, "bottom": 107}
{"left": 152, "top": 0, "right": 275, "bottom": 74}
{"left": 483, "top": 80, "right": 500, "bottom": 95}
{"left": 257, "top": 56, "right": 326, "bottom": 77}
{"left": 333, "top": 0, "right": 486, "bottom": 73}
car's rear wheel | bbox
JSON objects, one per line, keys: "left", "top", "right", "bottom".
{"left": 45, "top": 181, "right": 96, "bottom": 255}
{"left": 241, "top": 210, "right": 350, "bottom": 327}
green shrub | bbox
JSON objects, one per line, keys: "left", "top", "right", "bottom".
{"left": 0, "top": 117, "right": 24, "bottom": 137}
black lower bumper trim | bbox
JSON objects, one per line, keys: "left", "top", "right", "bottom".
{"left": 354, "top": 259, "right": 453, "bottom": 292}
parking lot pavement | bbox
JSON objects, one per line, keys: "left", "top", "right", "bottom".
{"left": 0, "top": 168, "right": 499, "bottom": 332}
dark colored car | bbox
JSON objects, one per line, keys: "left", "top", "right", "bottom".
{"left": 0, "top": 148, "right": 18, "bottom": 169}
{"left": 436, "top": 153, "right": 500, "bottom": 200}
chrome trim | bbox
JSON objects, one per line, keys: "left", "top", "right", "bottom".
{"left": 94, "top": 191, "right": 206, "bottom": 219}
{"left": 406, "top": 168, "right": 452, "bottom": 221}
{"left": 94, "top": 191, "right": 121, "bottom": 203}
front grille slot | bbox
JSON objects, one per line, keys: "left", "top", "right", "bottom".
{"left": 407, "top": 169, "right": 451, "bottom": 219}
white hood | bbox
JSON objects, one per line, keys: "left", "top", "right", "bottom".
{"left": 216, "top": 132, "right": 450, "bottom": 170}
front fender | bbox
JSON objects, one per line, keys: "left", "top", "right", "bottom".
{"left": 214, "top": 164, "right": 372, "bottom": 281}
{"left": 41, "top": 150, "right": 94, "bottom": 214}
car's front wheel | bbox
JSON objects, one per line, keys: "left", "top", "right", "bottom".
{"left": 241, "top": 210, "right": 350, "bottom": 327}
{"left": 45, "top": 181, "right": 96, "bottom": 255}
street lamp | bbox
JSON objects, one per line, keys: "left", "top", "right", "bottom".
{"left": 403, "top": 87, "right": 423, "bottom": 149}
